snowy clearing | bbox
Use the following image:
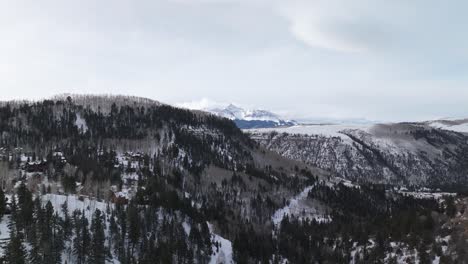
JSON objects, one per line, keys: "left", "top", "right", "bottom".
{"left": 272, "top": 186, "right": 331, "bottom": 226}
{"left": 207, "top": 223, "right": 234, "bottom": 264}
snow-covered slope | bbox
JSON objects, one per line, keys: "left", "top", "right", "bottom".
{"left": 249, "top": 123, "right": 468, "bottom": 186}
{"left": 427, "top": 118, "right": 468, "bottom": 134}
{"left": 271, "top": 185, "right": 331, "bottom": 226}
{"left": 249, "top": 124, "right": 372, "bottom": 140}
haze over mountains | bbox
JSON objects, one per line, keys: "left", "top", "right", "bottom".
{"left": 179, "top": 100, "right": 379, "bottom": 129}
{"left": 185, "top": 99, "right": 468, "bottom": 134}
{"left": 202, "top": 104, "right": 296, "bottom": 129}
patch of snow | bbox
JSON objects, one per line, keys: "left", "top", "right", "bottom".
{"left": 335, "top": 178, "right": 361, "bottom": 189}
{"left": 0, "top": 216, "right": 11, "bottom": 240}
{"left": 19, "top": 154, "right": 28, "bottom": 163}
{"left": 75, "top": 113, "right": 88, "bottom": 133}
{"left": 182, "top": 221, "right": 191, "bottom": 236}
{"left": 272, "top": 186, "right": 331, "bottom": 226}
{"left": 398, "top": 191, "right": 456, "bottom": 201}
{"left": 41, "top": 194, "right": 110, "bottom": 219}
{"left": 429, "top": 121, "right": 468, "bottom": 133}
{"left": 210, "top": 233, "right": 233, "bottom": 264}
{"left": 14, "top": 181, "right": 23, "bottom": 189}
{"left": 115, "top": 190, "right": 130, "bottom": 199}
{"left": 248, "top": 124, "right": 372, "bottom": 142}
{"left": 207, "top": 223, "right": 233, "bottom": 264}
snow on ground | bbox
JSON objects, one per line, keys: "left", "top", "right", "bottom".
{"left": 397, "top": 191, "right": 456, "bottom": 202}
{"left": 75, "top": 113, "right": 88, "bottom": 133}
{"left": 182, "top": 221, "right": 191, "bottom": 236}
{"left": 429, "top": 121, "right": 468, "bottom": 133}
{"left": 331, "top": 178, "right": 361, "bottom": 189}
{"left": 385, "top": 242, "right": 419, "bottom": 264}
{"left": 41, "top": 193, "right": 110, "bottom": 219}
{"left": 115, "top": 152, "right": 143, "bottom": 201}
{"left": 248, "top": 124, "right": 371, "bottom": 139}
{"left": 42, "top": 194, "right": 120, "bottom": 264}
{"left": 272, "top": 186, "right": 331, "bottom": 226}
{"left": 350, "top": 240, "right": 376, "bottom": 264}
{"left": 0, "top": 215, "right": 11, "bottom": 256}
{"left": 0, "top": 195, "right": 112, "bottom": 262}
{"left": 116, "top": 152, "right": 141, "bottom": 170}
{"left": 207, "top": 223, "right": 233, "bottom": 264}
{"left": 436, "top": 235, "right": 451, "bottom": 254}
{"left": 350, "top": 240, "right": 434, "bottom": 264}
{"left": 0, "top": 216, "right": 10, "bottom": 241}
{"left": 210, "top": 233, "right": 233, "bottom": 264}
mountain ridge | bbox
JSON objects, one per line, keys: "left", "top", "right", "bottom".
{"left": 0, "top": 94, "right": 466, "bottom": 263}
{"left": 249, "top": 122, "right": 468, "bottom": 188}
{"left": 203, "top": 103, "right": 297, "bottom": 129}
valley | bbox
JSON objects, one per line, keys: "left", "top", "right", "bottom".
{"left": 0, "top": 95, "right": 466, "bottom": 263}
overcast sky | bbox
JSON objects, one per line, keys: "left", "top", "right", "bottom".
{"left": 1, "top": 0, "right": 467, "bottom": 121}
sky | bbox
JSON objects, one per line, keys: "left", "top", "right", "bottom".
{"left": 1, "top": 0, "right": 468, "bottom": 122}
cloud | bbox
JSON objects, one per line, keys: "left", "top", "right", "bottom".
{"left": 175, "top": 98, "right": 223, "bottom": 110}
{"left": 1, "top": 0, "right": 468, "bottom": 122}
{"left": 277, "top": 1, "right": 368, "bottom": 52}
{"left": 276, "top": 0, "right": 468, "bottom": 55}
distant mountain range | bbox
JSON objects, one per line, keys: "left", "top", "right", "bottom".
{"left": 205, "top": 104, "right": 297, "bottom": 129}
{"left": 178, "top": 100, "right": 378, "bottom": 129}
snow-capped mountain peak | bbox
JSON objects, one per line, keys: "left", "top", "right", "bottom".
{"left": 205, "top": 104, "right": 295, "bottom": 128}
{"left": 208, "top": 104, "right": 280, "bottom": 121}
{"left": 210, "top": 104, "right": 249, "bottom": 120}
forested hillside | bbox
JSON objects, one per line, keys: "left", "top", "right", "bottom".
{"left": 250, "top": 123, "right": 468, "bottom": 188}
{"left": 0, "top": 95, "right": 465, "bottom": 263}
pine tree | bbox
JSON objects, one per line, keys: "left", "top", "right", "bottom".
{"left": 445, "top": 196, "right": 457, "bottom": 217}
{"left": 4, "top": 234, "right": 27, "bottom": 264}
{"left": 61, "top": 201, "right": 72, "bottom": 241}
{"left": 28, "top": 223, "right": 42, "bottom": 264}
{"left": 89, "top": 209, "right": 106, "bottom": 264}
{"left": 17, "top": 183, "right": 34, "bottom": 240}
{"left": 73, "top": 211, "right": 90, "bottom": 264}
{"left": 127, "top": 202, "right": 140, "bottom": 257}
{"left": 5, "top": 194, "right": 27, "bottom": 264}
{"left": 0, "top": 187, "right": 6, "bottom": 219}
{"left": 51, "top": 212, "right": 64, "bottom": 264}
{"left": 29, "top": 197, "right": 44, "bottom": 264}
{"left": 9, "top": 196, "right": 19, "bottom": 237}
{"left": 200, "top": 222, "right": 213, "bottom": 256}
{"left": 117, "top": 206, "right": 127, "bottom": 263}
{"left": 108, "top": 211, "right": 118, "bottom": 257}
{"left": 41, "top": 201, "right": 55, "bottom": 263}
